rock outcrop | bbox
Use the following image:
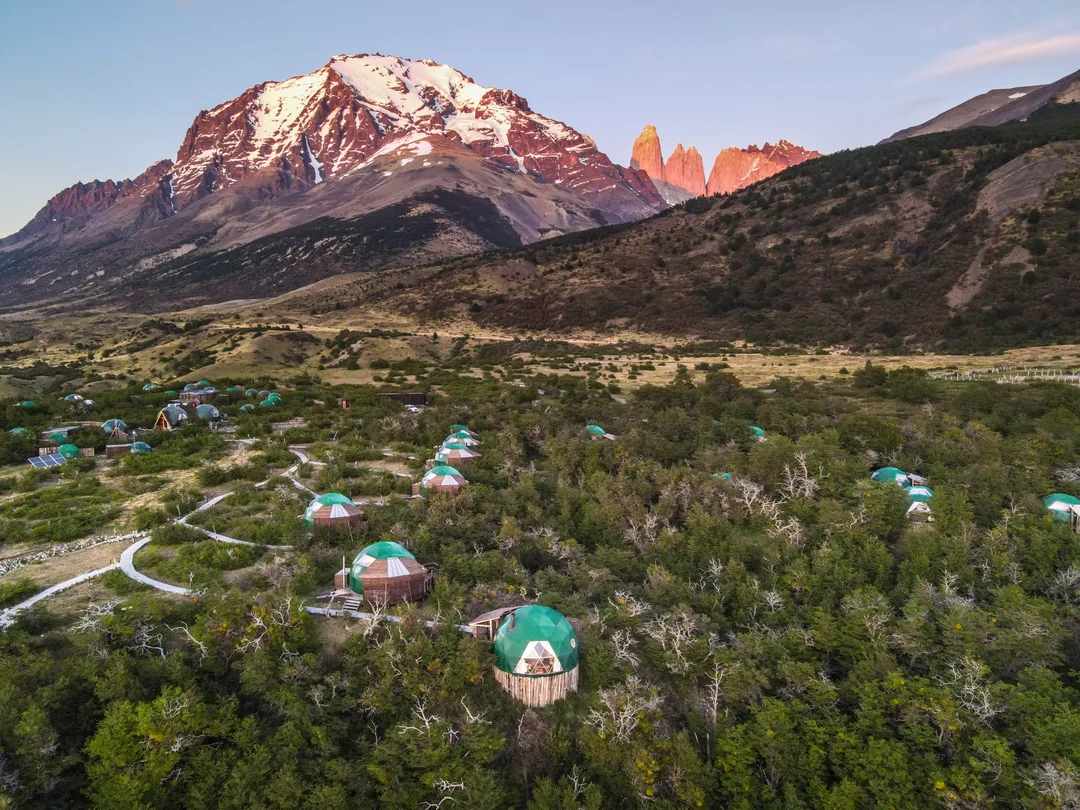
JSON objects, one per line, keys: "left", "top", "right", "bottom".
{"left": 628, "top": 127, "right": 820, "bottom": 201}
{"left": 706, "top": 140, "right": 821, "bottom": 196}
{"left": 630, "top": 124, "right": 665, "bottom": 184}
{"left": 664, "top": 144, "right": 706, "bottom": 197}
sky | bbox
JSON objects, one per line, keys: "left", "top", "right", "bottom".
{"left": 2, "top": 0, "right": 1080, "bottom": 237}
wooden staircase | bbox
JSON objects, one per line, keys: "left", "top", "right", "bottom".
{"left": 341, "top": 597, "right": 362, "bottom": 613}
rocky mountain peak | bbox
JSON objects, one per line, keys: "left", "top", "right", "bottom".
{"left": 630, "top": 124, "right": 665, "bottom": 184}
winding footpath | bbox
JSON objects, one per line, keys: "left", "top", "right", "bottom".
{"left": 1, "top": 444, "right": 413, "bottom": 622}
{"left": 119, "top": 537, "right": 198, "bottom": 596}
{"left": 0, "top": 562, "right": 121, "bottom": 629}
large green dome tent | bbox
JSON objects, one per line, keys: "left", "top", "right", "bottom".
{"left": 420, "top": 465, "right": 466, "bottom": 494}
{"left": 491, "top": 605, "right": 579, "bottom": 706}
{"left": 303, "top": 493, "right": 357, "bottom": 527}
{"left": 872, "top": 467, "right": 910, "bottom": 486}
{"left": 305, "top": 493, "right": 365, "bottom": 537}
{"left": 58, "top": 444, "right": 81, "bottom": 460}
{"left": 195, "top": 404, "right": 222, "bottom": 421}
{"left": 445, "top": 430, "right": 480, "bottom": 447}
{"left": 102, "top": 419, "right": 128, "bottom": 436}
{"left": 155, "top": 405, "right": 189, "bottom": 430}
{"left": 342, "top": 541, "right": 429, "bottom": 603}
{"left": 1043, "top": 493, "right": 1080, "bottom": 522}
{"left": 436, "top": 442, "right": 482, "bottom": 466}
{"left": 132, "top": 441, "right": 153, "bottom": 453}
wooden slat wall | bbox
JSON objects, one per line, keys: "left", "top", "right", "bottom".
{"left": 494, "top": 667, "right": 578, "bottom": 707}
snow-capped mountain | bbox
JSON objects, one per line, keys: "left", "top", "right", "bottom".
{"left": 168, "top": 54, "right": 660, "bottom": 212}
{"left": 0, "top": 54, "right": 663, "bottom": 308}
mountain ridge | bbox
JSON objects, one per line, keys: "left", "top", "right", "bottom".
{"left": 0, "top": 53, "right": 664, "bottom": 306}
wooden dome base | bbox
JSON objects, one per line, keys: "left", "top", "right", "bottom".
{"left": 494, "top": 666, "right": 578, "bottom": 707}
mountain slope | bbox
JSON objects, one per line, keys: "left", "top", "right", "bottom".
{"left": 885, "top": 67, "right": 1080, "bottom": 142}
{"left": 0, "top": 54, "right": 663, "bottom": 306}
{"left": 362, "top": 107, "right": 1080, "bottom": 350}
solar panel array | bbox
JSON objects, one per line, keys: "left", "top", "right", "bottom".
{"left": 28, "top": 453, "right": 66, "bottom": 469}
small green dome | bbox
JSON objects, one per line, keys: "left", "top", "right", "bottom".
{"left": 16, "top": 401, "right": 36, "bottom": 408}
{"left": 347, "top": 541, "right": 416, "bottom": 592}
{"left": 493, "top": 605, "right": 578, "bottom": 676}
{"left": 102, "top": 419, "right": 128, "bottom": 435}
{"left": 142, "top": 383, "right": 159, "bottom": 391}
{"left": 1044, "top": 493, "right": 1080, "bottom": 521}
{"left": 240, "top": 403, "right": 255, "bottom": 413}
{"left": 750, "top": 425, "right": 766, "bottom": 438}
{"left": 58, "top": 443, "right": 81, "bottom": 460}
{"left": 9, "top": 427, "right": 29, "bottom": 436}
{"left": 132, "top": 441, "right": 152, "bottom": 453}
{"left": 872, "top": 467, "right": 909, "bottom": 485}
{"left": 303, "top": 492, "right": 355, "bottom": 525}
{"left": 195, "top": 404, "right": 221, "bottom": 421}
{"left": 586, "top": 424, "right": 606, "bottom": 436}
{"left": 245, "top": 389, "right": 258, "bottom": 398}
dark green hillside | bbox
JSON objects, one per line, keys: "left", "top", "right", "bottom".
{"left": 379, "top": 108, "right": 1080, "bottom": 349}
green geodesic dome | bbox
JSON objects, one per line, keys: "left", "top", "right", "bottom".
{"left": 132, "top": 441, "right": 152, "bottom": 453}
{"left": 303, "top": 493, "right": 355, "bottom": 526}
{"left": 240, "top": 403, "right": 255, "bottom": 413}
{"left": 586, "top": 424, "right": 606, "bottom": 437}
{"left": 1044, "top": 493, "right": 1080, "bottom": 521}
{"left": 102, "top": 419, "right": 127, "bottom": 435}
{"left": 347, "top": 541, "right": 417, "bottom": 593}
{"left": 245, "top": 389, "right": 258, "bottom": 398}
{"left": 16, "top": 401, "right": 36, "bottom": 408}
{"left": 58, "top": 444, "right": 80, "bottom": 460}
{"left": 195, "top": 404, "right": 221, "bottom": 421}
{"left": 493, "top": 605, "right": 578, "bottom": 676}
{"left": 872, "top": 467, "right": 909, "bottom": 485}
{"left": 8, "top": 427, "right": 29, "bottom": 436}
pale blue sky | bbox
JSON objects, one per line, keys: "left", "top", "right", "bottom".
{"left": 2, "top": 0, "right": 1080, "bottom": 237}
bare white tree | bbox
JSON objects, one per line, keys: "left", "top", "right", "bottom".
{"left": 1030, "top": 761, "right": 1080, "bottom": 809}
{"left": 780, "top": 451, "right": 824, "bottom": 501}
{"left": 608, "top": 590, "right": 651, "bottom": 618}
{"left": 609, "top": 629, "right": 640, "bottom": 670}
{"left": 939, "top": 657, "right": 1001, "bottom": 723}
{"left": 583, "top": 676, "right": 663, "bottom": 742}
{"left": 643, "top": 612, "right": 698, "bottom": 674}
{"left": 167, "top": 622, "right": 210, "bottom": 662}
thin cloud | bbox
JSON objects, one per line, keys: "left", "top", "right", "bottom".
{"left": 910, "top": 32, "right": 1080, "bottom": 81}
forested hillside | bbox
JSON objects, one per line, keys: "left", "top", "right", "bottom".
{"left": 4, "top": 362, "right": 1080, "bottom": 808}
{"left": 374, "top": 105, "right": 1080, "bottom": 350}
